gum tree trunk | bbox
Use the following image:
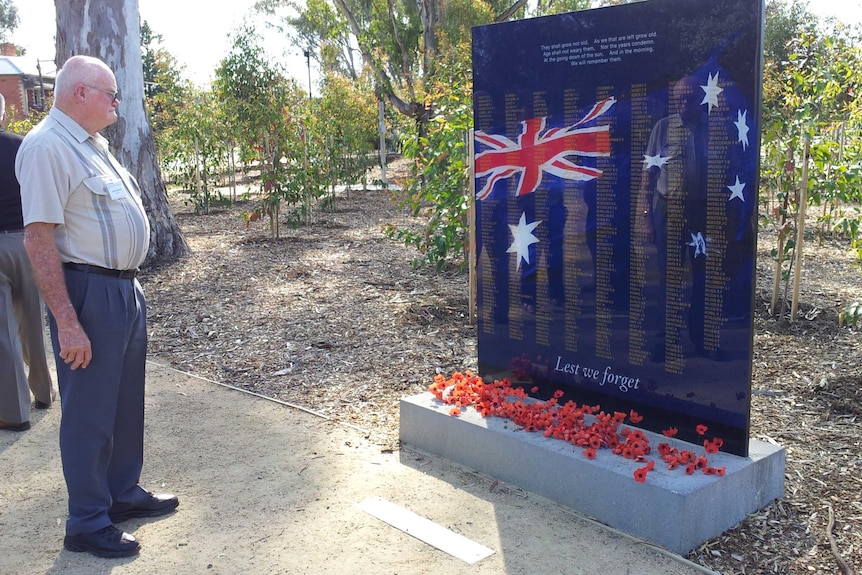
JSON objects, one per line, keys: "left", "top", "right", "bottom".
{"left": 54, "top": 0, "right": 189, "bottom": 267}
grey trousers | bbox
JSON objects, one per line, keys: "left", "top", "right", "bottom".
{"left": 50, "top": 268, "right": 149, "bottom": 536}
{"left": 0, "top": 232, "right": 53, "bottom": 424}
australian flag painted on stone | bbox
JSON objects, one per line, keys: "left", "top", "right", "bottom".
{"left": 472, "top": 0, "right": 764, "bottom": 456}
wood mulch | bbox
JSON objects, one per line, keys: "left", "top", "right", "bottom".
{"left": 141, "top": 160, "right": 860, "bottom": 575}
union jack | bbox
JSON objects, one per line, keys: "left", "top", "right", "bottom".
{"left": 474, "top": 97, "right": 616, "bottom": 200}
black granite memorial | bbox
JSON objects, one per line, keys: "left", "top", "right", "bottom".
{"left": 473, "top": 0, "right": 764, "bottom": 456}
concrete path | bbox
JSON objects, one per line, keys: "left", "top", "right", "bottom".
{"left": 0, "top": 360, "right": 715, "bottom": 575}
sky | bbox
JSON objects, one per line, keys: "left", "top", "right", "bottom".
{"left": 11, "top": 0, "right": 862, "bottom": 89}
{"left": 13, "top": 0, "right": 309, "bottom": 88}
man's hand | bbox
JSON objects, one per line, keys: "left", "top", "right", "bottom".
{"left": 642, "top": 209, "right": 655, "bottom": 244}
{"left": 58, "top": 322, "right": 92, "bottom": 370}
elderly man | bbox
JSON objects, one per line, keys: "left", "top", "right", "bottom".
{"left": 0, "top": 93, "right": 54, "bottom": 432}
{"left": 16, "top": 55, "right": 178, "bottom": 559}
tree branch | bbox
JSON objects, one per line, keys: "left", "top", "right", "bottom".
{"left": 495, "top": 0, "right": 528, "bottom": 23}
{"left": 387, "top": 0, "right": 416, "bottom": 102}
{"left": 826, "top": 505, "right": 857, "bottom": 575}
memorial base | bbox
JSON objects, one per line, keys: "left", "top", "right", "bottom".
{"left": 399, "top": 392, "right": 785, "bottom": 555}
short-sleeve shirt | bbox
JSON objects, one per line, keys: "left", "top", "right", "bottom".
{"left": 15, "top": 108, "right": 150, "bottom": 270}
{"left": 644, "top": 112, "right": 709, "bottom": 201}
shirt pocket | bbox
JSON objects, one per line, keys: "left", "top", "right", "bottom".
{"left": 82, "top": 175, "right": 127, "bottom": 200}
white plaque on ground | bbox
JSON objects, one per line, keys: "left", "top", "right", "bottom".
{"left": 358, "top": 496, "right": 495, "bottom": 564}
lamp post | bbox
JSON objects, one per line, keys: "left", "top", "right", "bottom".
{"left": 35, "top": 59, "right": 55, "bottom": 112}
{"left": 302, "top": 48, "right": 312, "bottom": 214}
{"left": 303, "top": 48, "right": 312, "bottom": 100}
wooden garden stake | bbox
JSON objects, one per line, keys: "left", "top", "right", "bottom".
{"left": 790, "top": 135, "right": 810, "bottom": 322}
{"left": 770, "top": 149, "right": 793, "bottom": 318}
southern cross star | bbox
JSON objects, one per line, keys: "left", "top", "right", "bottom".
{"left": 507, "top": 212, "right": 541, "bottom": 271}
{"left": 700, "top": 72, "right": 723, "bottom": 115}
{"left": 734, "top": 110, "right": 750, "bottom": 150}
{"left": 687, "top": 232, "right": 707, "bottom": 258}
{"left": 727, "top": 176, "right": 746, "bottom": 202}
{"left": 643, "top": 153, "right": 672, "bottom": 169}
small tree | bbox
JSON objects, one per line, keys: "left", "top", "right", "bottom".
{"left": 316, "top": 72, "right": 378, "bottom": 202}
{"left": 160, "top": 90, "right": 233, "bottom": 214}
{"left": 387, "top": 34, "right": 473, "bottom": 270}
{"left": 216, "top": 26, "right": 320, "bottom": 238}
{"left": 760, "top": 2, "right": 862, "bottom": 318}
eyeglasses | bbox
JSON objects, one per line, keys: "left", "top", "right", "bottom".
{"left": 85, "top": 85, "right": 120, "bottom": 103}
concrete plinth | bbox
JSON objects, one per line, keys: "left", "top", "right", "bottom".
{"left": 400, "top": 392, "right": 785, "bottom": 555}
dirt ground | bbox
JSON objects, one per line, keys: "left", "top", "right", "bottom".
{"left": 0, "top": 359, "right": 710, "bottom": 575}
{"left": 137, "top": 161, "right": 861, "bottom": 574}
{"left": 2, "top": 158, "right": 860, "bottom": 574}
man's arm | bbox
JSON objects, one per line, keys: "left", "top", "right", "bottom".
{"left": 639, "top": 169, "right": 656, "bottom": 243}
{"left": 23, "top": 222, "right": 92, "bottom": 370}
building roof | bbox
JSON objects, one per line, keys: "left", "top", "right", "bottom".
{"left": 0, "top": 56, "right": 56, "bottom": 78}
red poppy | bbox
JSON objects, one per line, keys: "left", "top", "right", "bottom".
{"left": 449, "top": 407, "right": 461, "bottom": 416}
{"left": 553, "top": 390, "right": 565, "bottom": 399}
{"left": 629, "top": 410, "right": 643, "bottom": 423}
{"left": 704, "top": 439, "right": 721, "bottom": 454}
{"left": 696, "top": 424, "right": 708, "bottom": 436}
{"left": 628, "top": 440, "right": 645, "bottom": 455}
{"left": 685, "top": 464, "right": 696, "bottom": 475}
{"left": 629, "top": 429, "right": 647, "bottom": 442}
{"left": 633, "top": 467, "right": 648, "bottom": 483}
{"left": 531, "top": 386, "right": 539, "bottom": 393}
{"left": 583, "top": 448, "right": 597, "bottom": 460}
{"left": 662, "top": 427, "right": 678, "bottom": 438}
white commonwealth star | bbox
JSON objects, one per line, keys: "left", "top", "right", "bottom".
{"left": 734, "top": 109, "right": 750, "bottom": 150}
{"left": 687, "top": 232, "right": 707, "bottom": 258}
{"left": 727, "top": 176, "right": 746, "bottom": 202}
{"left": 700, "top": 72, "right": 723, "bottom": 115}
{"left": 643, "top": 153, "right": 672, "bottom": 169}
{"left": 507, "top": 212, "right": 542, "bottom": 271}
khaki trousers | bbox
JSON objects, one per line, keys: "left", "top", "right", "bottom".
{"left": 0, "top": 232, "right": 53, "bottom": 424}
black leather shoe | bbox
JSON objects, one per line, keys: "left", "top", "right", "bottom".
{"left": 109, "top": 492, "right": 179, "bottom": 523}
{"left": 64, "top": 525, "right": 140, "bottom": 558}
{"left": 0, "top": 420, "right": 30, "bottom": 432}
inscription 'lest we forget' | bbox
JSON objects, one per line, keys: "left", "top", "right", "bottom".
{"left": 554, "top": 356, "right": 641, "bottom": 393}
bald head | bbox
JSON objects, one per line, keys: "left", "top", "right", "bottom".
{"left": 672, "top": 75, "right": 704, "bottom": 125}
{"left": 54, "top": 55, "right": 120, "bottom": 135}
